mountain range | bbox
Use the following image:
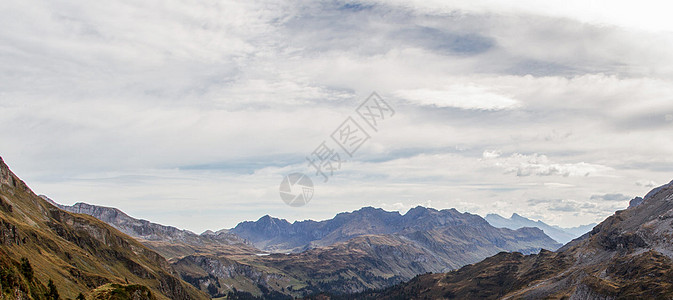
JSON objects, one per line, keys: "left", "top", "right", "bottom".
{"left": 231, "top": 206, "right": 561, "bottom": 254}
{"left": 355, "top": 180, "right": 673, "bottom": 299}
{"left": 47, "top": 200, "right": 560, "bottom": 298}
{"left": 7, "top": 155, "right": 630, "bottom": 299}
{"left": 175, "top": 206, "right": 560, "bottom": 296}
{"left": 485, "top": 213, "right": 596, "bottom": 244}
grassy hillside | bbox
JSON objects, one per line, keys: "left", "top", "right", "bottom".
{"left": 0, "top": 156, "right": 209, "bottom": 300}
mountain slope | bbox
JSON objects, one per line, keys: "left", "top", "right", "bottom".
{"left": 485, "top": 213, "right": 596, "bottom": 244}
{"left": 0, "top": 157, "right": 209, "bottom": 300}
{"left": 44, "top": 197, "right": 258, "bottom": 259}
{"left": 363, "top": 180, "right": 673, "bottom": 299}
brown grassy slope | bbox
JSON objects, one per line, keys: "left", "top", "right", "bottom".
{"left": 139, "top": 238, "right": 259, "bottom": 260}
{"left": 0, "top": 156, "right": 209, "bottom": 300}
{"left": 90, "top": 283, "right": 156, "bottom": 300}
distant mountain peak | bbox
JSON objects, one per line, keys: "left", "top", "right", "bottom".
{"left": 257, "top": 214, "right": 290, "bottom": 225}
{"left": 352, "top": 206, "right": 395, "bottom": 215}
{"left": 405, "top": 205, "right": 431, "bottom": 214}
{"left": 405, "top": 205, "right": 446, "bottom": 217}
{"left": 485, "top": 212, "right": 594, "bottom": 244}
{"left": 359, "top": 206, "right": 379, "bottom": 211}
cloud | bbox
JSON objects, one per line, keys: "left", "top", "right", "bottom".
{"left": 491, "top": 153, "right": 612, "bottom": 177}
{"left": 482, "top": 150, "right": 501, "bottom": 159}
{"left": 392, "top": 26, "right": 495, "bottom": 55}
{"left": 394, "top": 86, "right": 520, "bottom": 110}
{"left": 1, "top": 0, "right": 673, "bottom": 231}
{"left": 366, "top": 0, "right": 673, "bottom": 33}
{"left": 527, "top": 198, "right": 560, "bottom": 206}
{"left": 636, "top": 180, "right": 657, "bottom": 188}
{"left": 548, "top": 202, "right": 580, "bottom": 212}
{"left": 590, "top": 193, "right": 631, "bottom": 202}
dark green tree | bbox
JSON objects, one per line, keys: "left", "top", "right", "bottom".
{"left": 19, "top": 258, "right": 33, "bottom": 282}
{"left": 45, "top": 279, "right": 59, "bottom": 300}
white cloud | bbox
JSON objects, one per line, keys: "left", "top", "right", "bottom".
{"left": 636, "top": 179, "right": 657, "bottom": 188}
{"left": 494, "top": 153, "right": 613, "bottom": 177}
{"left": 482, "top": 150, "right": 501, "bottom": 159}
{"left": 394, "top": 86, "right": 519, "bottom": 110}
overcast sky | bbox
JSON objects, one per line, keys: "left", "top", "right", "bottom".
{"left": 2, "top": 0, "right": 673, "bottom": 233}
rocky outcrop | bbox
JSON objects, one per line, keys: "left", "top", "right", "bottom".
{"left": 628, "top": 196, "right": 644, "bottom": 208}
{"left": 0, "top": 219, "right": 21, "bottom": 246}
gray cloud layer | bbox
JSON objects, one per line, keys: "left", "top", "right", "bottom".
{"left": 1, "top": 0, "right": 672, "bottom": 232}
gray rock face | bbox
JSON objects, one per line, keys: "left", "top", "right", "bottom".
{"left": 485, "top": 212, "right": 596, "bottom": 244}
{"left": 628, "top": 196, "right": 644, "bottom": 208}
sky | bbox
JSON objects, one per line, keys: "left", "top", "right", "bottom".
{"left": 1, "top": 0, "right": 673, "bottom": 233}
